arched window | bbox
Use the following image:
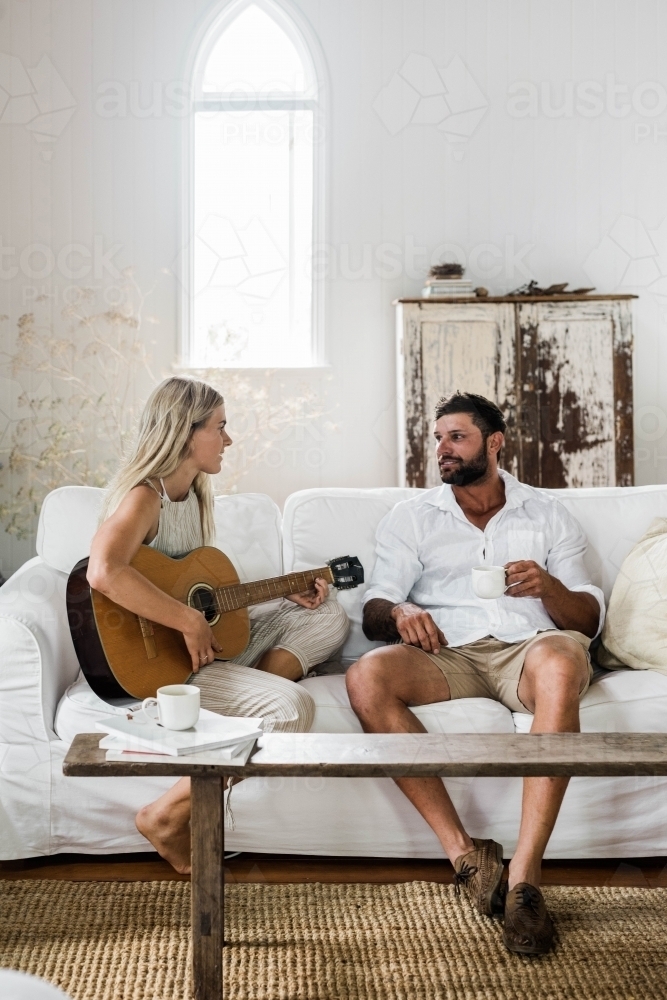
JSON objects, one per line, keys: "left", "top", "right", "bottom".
{"left": 183, "top": 0, "right": 325, "bottom": 368}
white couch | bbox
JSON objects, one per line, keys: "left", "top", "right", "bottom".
{"left": 3, "top": 483, "right": 667, "bottom": 861}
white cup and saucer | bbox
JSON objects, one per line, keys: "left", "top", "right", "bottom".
{"left": 142, "top": 684, "right": 200, "bottom": 730}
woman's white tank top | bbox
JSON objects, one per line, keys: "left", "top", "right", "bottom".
{"left": 145, "top": 478, "right": 204, "bottom": 557}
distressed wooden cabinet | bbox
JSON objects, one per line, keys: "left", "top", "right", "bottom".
{"left": 395, "top": 295, "right": 636, "bottom": 489}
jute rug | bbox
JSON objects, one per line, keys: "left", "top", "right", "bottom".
{"left": 1, "top": 880, "right": 667, "bottom": 999}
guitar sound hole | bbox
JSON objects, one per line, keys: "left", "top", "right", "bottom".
{"left": 190, "top": 587, "right": 218, "bottom": 623}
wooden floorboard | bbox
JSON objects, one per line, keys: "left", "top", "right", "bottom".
{"left": 2, "top": 853, "right": 667, "bottom": 887}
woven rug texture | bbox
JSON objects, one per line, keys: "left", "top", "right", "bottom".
{"left": 1, "top": 879, "right": 667, "bottom": 999}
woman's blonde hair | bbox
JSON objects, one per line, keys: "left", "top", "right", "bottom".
{"left": 102, "top": 376, "right": 224, "bottom": 544}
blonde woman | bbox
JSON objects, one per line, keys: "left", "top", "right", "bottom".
{"left": 87, "top": 376, "right": 349, "bottom": 871}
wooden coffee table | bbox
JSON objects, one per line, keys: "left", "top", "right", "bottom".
{"left": 64, "top": 731, "right": 667, "bottom": 999}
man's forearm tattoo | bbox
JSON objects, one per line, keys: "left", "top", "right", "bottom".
{"left": 362, "top": 598, "right": 401, "bottom": 642}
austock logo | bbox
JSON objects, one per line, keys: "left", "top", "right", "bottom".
{"left": 583, "top": 215, "right": 667, "bottom": 463}
{"left": 0, "top": 53, "right": 76, "bottom": 159}
{"left": 373, "top": 53, "right": 488, "bottom": 157}
{"left": 173, "top": 214, "right": 286, "bottom": 303}
{"left": 583, "top": 215, "right": 667, "bottom": 298}
{"left": 507, "top": 76, "right": 667, "bottom": 120}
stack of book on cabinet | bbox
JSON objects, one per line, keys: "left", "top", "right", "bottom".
{"left": 95, "top": 709, "right": 263, "bottom": 765}
{"left": 421, "top": 277, "right": 474, "bottom": 297}
{"left": 421, "top": 263, "right": 474, "bottom": 298}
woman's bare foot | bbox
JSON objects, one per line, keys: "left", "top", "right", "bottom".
{"left": 136, "top": 800, "right": 191, "bottom": 874}
{"left": 135, "top": 777, "right": 193, "bottom": 874}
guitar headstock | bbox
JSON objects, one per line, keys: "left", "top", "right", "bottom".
{"left": 327, "top": 555, "right": 364, "bottom": 590}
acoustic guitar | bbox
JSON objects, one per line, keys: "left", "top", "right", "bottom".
{"left": 66, "top": 546, "right": 364, "bottom": 702}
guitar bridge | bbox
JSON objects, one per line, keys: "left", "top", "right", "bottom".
{"left": 137, "top": 615, "right": 157, "bottom": 659}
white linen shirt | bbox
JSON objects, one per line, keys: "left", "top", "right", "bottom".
{"left": 363, "top": 470, "right": 605, "bottom": 647}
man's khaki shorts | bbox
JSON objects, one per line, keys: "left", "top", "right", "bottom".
{"left": 424, "top": 630, "right": 593, "bottom": 714}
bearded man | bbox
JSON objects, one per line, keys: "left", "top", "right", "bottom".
{"left": 345, "top": 391, "right": 604, "bottom": 955}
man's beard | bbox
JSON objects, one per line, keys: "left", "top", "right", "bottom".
{"left": 438, "top": 443, "right": 489, "bottom": 486}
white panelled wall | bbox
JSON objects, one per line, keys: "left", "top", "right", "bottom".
{"left": 2, "top": 0, "right": 667, "bottom": 573}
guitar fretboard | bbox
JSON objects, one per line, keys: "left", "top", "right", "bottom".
{"left": 214, "top": 566, "right": 334, "bottom": 613}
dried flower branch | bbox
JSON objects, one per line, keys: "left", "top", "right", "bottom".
{"left": 173, "top": 320, "right": 333, "bottom": 493}
{"left": 179, "top": 365, "right": 332, "bottom": 495}
{"left": 0, "top": 280, "right": 332, "bottom": 543}
{"left": 0, "top": 270, "right": 154, "bottom": 540}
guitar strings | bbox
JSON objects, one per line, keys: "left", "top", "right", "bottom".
{"left": 210, "top": 568, "right": 329, "bottom": 615}
{"left": 129, "top": 567, "right": 332, "bottom": 628}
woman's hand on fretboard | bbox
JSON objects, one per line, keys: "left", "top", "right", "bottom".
{"left": 286, "top": 577, "right": 329, "bottom": 609}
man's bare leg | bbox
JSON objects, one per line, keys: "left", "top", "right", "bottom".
{"left": 508, "top": 636, "right": 590, "bottom": 889}
{"left": 136, "top": 776, "right": 193, "bottom": 874}
{"left": 346, "top": 646, "right": 474, "bottom": 862}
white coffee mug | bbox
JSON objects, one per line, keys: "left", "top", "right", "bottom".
{"left": 471, "top": 565, "right": 507, "bottom": 600}
{"left": 142, "top": 684, "right": 200, "bottom": 731}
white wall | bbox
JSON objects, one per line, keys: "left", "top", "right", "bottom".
{"left": 2, "top": 0, "right": 667, "bottom": 573}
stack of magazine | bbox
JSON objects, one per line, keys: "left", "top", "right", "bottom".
{"left": 421, "top": 277, "right": 474, "bottom": 298}
{"left": 95, "top": 708, "right": 263, "bottom": 766}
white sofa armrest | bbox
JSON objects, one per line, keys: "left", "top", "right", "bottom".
{"left": 0, "top": 557, "right": 80, "bottom": 742}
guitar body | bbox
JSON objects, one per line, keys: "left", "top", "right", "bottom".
{"left": 67, "top": 546, "right": 251, "bottom": 700}
{"left": 67, "top": 545, "right": 363, "bottom": 704}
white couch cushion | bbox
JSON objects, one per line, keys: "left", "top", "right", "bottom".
{"left": 35, "top": 485, "right": 282, "bottom": 579}
{"left": 54, "top": 673, "right": 139, "bottom": 743}
{"left": 513, "top": 668, "right": 667, "bottom": 733}
{"left": 212, "top": 492, "right": 282, "bottom": 583}
{"left": 36, "top": 486, "right": 105, "bottom": 575}
{"left": 302, "top": 674, "right": 515, "bottom": 734}
{"left": 0, "top": 558, "right": 77, "bottom": 742}
{"left": 56, "top": 672, "right": 515, "bottom": 749}
{"left": 543, "top": 485, "right": 667, "bottom": 602}
{"left": 282, "top": 488, "right": 421, "bottom": 661}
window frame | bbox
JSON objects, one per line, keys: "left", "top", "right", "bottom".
{"left": 179, "top": 0, "right": 328, "bottom": 369}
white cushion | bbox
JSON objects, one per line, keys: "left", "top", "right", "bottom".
{"left": 55, "top": 673, "right": 515, "bottom": 745}
{"left": 283, "top": 488, "right": 421, "bottom": 661}
{"left": 36, "top": 486, "right": 104, "bottom": 575}
{"left": 35, "top": 485, "right": 282, "bottom": 580}
{"left": 54, "top": 673, "right": 139, "bottom": 744}
{"left": 0, "top": 558, "right": 77, "bottom": 742}
{"left": 543, "top": 485, "right": 667, "bottom": 602}
{"left": 513, "top": 668, "right": 667, "bottom": 733}
{"left": 301, "top": 674, "right": 516, "bottom": 734}
{"left": 212, "top": 492, "right": 282, "bottom": 581}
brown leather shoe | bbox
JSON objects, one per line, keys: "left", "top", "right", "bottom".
{"left": 453, "top": 838, "right": 505, "bottom": 916}
{"left": 503, "top": 882, "right": 555, "bottom": 955}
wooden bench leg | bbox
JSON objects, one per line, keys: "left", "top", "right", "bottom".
{"left": 191, "top": 775, "right": 225, "bottom": 1000}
